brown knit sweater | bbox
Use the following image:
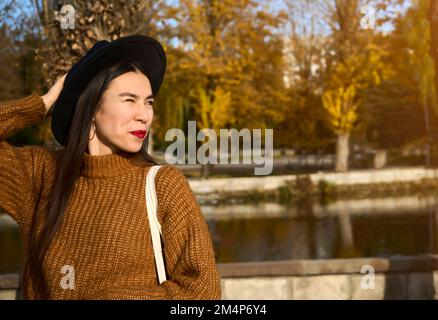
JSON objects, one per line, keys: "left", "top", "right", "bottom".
{"left": 0, "top": 94, "right": 221, "bottom": 300}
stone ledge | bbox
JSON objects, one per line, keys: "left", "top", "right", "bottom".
{"left": 221, "top": 271, "right": 438, "bottom": 300}
{"left": 0, "top": 289, "right": 17, "bottom": 300}
{"left": 3, "top": 255, "right": 438, "bottom": 290}
{"left": 189, "top": 168, "right": 438, "bottom": 195}
{"left": 217, "top": 255, "right": 438, "bottom": 278}
{"left": 0, "top": 273, "right": 19, "bottom": 289}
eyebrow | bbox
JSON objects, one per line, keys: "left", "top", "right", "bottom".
{"left": 118, "top": 92, "right": 154, "bottom": 100}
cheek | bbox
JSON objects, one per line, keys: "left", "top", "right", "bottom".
{"left": 99, "top": 111, "right": 133, "bottom": 135}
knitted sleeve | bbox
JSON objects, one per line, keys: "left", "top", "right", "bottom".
{"left": 0, "top": 94, "right": 48, "bottom": 227}
{"left": 155, "top": 165, "right": 221, "bottom": 299}
{"left": 87, "top": 165, "right": 222, "bottom": 300}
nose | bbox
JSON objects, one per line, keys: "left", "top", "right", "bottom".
{"left": 134, "top": 103, "right": 152, "bottom": 124}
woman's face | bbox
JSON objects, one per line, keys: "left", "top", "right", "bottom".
{"left": 88, "top": 70, "right": 154, "bottom": 156}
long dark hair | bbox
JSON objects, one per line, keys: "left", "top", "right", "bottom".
{"left": 25, "top": 60, "right": 158, "bottom": 299}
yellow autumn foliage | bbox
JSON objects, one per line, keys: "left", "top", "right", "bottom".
{"left": 323, "top": 85, "right": 358, "bottom": 134}
{"left": 197, "top": 86, "right": 232, "bottom": 131}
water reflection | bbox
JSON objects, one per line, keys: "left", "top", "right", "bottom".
{"left": 206, "top": 195, "right": 438, "bottom": 263}
{"left": 1, "top": 195, "right": 438, "bottom": 270}
{"left": 207, "top": 211, "right": 436, "bottom": 263}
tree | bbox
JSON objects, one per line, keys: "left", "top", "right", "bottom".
{"left": 359, "top": 0, "right": 438, "bottom": 167}
{"left": 319, "top": 0, "right": 394, "bottom": 171}
{"left": 400, "top": 0, "right": 436, "bottom": 166}
{"left": 170, "top": 0, "right": 287, "bottom": 134}
{"left": 33, "top": 0, "right": 170, "bottom": 83}
{"left": 279, "top": 0, "right": 334, "bottom": 151}
{"left": 429, "top": 0, "right": 438, "bottom": 106}
{"left": 427, "top": 0, "right": 438, "bottom": 164}
{"left": 323, "top": 85, "right": 358, "bottom": 169}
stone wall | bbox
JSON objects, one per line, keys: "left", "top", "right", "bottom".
{"left": 2, "top": 255, "right": 438, "bottom": 300}
{"left": 218, "top": 256, "right": 438, "bottom": 299}
{"left": 189, "top": 167, "right": 438, "bottom": 195}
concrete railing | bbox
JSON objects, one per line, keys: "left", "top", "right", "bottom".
{"left": 2, "top": 255, "right": 438, "bottom": 300}
{"left": 188, "top": 167, "right": 438, "bottom": 195}
{"left": 201, "top": 195, "right": 438, "bottom": 219}
{"left": 0, "top": 273, "right": 19, "bottom": 300}
{"left": 217, "top": 255, "right": 438, "bottom": 300}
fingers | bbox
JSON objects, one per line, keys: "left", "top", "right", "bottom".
{"left": 55, "top": 73, "right": 67, "bottom": 89}
{"left": 42, "top": 73, "right": 68, "bottom": 116}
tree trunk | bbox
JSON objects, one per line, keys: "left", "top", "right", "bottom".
{"left": 423, "top": 105, "right": 432, "bottom": 167}
{"left": 147, "top": 127, "right": 154, "bottom": 156}
{"left": 336, "top": 132, "right": 349, "bottom": 172}
{"left": 202, "top": 164, "right": 210, "bottom": 179}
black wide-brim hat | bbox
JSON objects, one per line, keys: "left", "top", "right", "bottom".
{"left": 51, "top": 35, "right": 167, "bottom": 147}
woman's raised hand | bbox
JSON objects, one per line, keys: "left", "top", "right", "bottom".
{"left": 41, "top": 73, "right": 67, "bottom": 117}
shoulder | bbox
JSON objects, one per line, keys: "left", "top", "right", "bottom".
{"left": 155, "top": 164, "right": 192, "bottom": 199}
{"left": 155, "top": 164, "right": 188, "bottom": 188}
{"left": 17, "top": 144, "right": 57, "bottom": 172}
{"left": 13, "top": 145, "right": 58, "bottom": 201}
{"left": 154, "top": 164, "right": 197, "bottom": 213}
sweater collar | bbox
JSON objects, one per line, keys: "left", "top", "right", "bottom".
{"left": 82, "top": 150, "right": 137, "bottom": 178}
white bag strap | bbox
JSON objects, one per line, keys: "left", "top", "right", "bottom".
{"left": 145, "top": 165, "right": 167, "bottom": 284}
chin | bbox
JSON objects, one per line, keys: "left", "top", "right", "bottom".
{"left": 119, "top": 145, "right": 142, "bottom": 154}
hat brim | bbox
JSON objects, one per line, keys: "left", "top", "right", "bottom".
{"left": 51, "top": 35, "right": 166, "bottom": 147}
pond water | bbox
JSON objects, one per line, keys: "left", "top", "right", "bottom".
{"left": 1, "top": 195, "right": 438, "bottom": 273}
{"left": 205, "top": 195, "right": 438, "bottom": 263}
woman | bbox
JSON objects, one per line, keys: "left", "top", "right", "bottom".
{"left": 0, "top": 35, "right": 221, "bottom": 300}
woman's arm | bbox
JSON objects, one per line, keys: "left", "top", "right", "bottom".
{"left": 0, "top": 74, "right": 66, "bottom": 226}
{"left": 0, "top": 94, "right": 48, "bottom": 225}
{"left": 150, "top": 165, "right": 222, "bottom": 299}
{"left": 41, "top": 74, "right": 66, "bottom": 117}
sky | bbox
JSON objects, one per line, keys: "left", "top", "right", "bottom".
{"left": 7, "top": 0, "right": 415, "bottom": 38}
{"left": 272, "top": 0, "right": 413, "bottom": 36}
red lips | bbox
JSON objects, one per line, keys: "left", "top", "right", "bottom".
{"left": 130, "top": 130, "right": 147, "bottom": 138}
